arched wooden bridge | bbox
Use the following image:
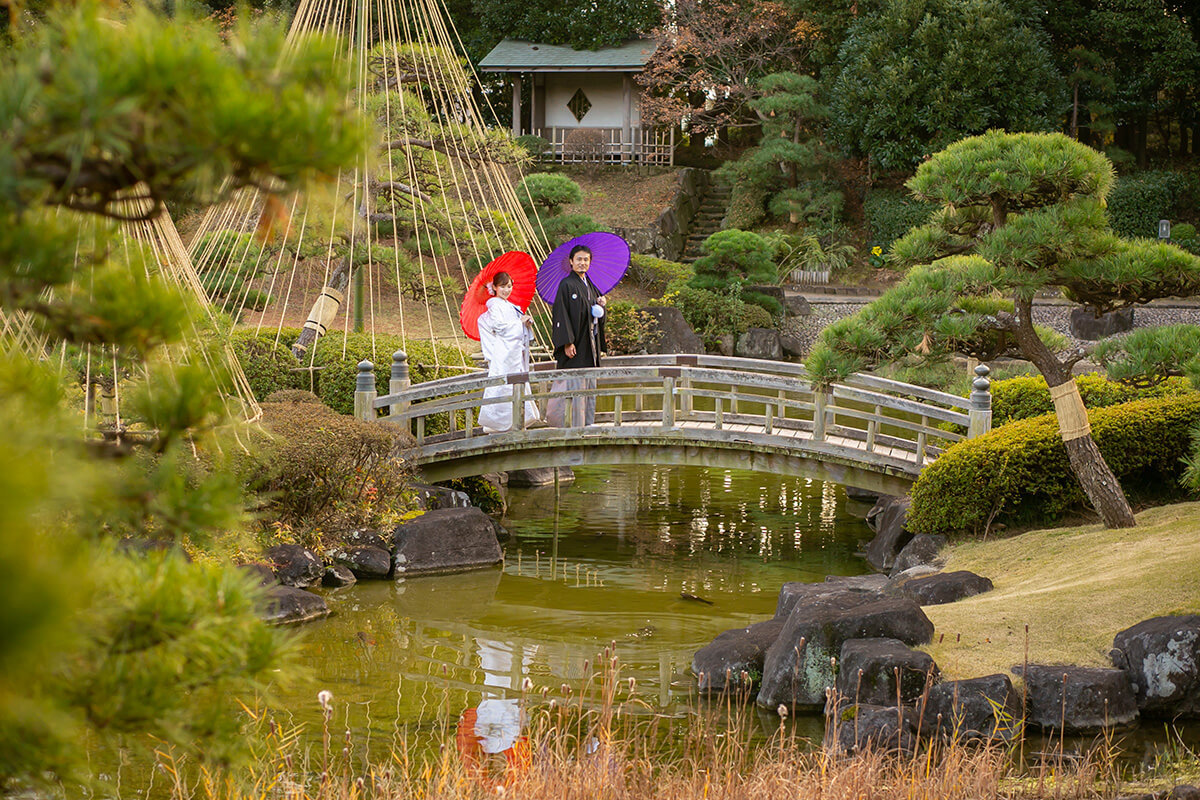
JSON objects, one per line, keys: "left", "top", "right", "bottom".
{"left": 354, "top": 354, "right": 993, "bottom": 495}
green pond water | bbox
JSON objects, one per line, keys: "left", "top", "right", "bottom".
{"left": 279, "top": 464, "right": 876, "bottom": 748}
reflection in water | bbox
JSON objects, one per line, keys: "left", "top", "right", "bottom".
{"left": 288, "top": 465, "right": 875, "bottom": 746}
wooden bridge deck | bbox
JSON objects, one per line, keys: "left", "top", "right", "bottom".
{"left": 358, "top": 354, "right": 993, "bottom": 492}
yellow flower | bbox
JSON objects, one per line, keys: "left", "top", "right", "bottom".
{"left": 871, "top": 246, "right": 883, "bottom": 257}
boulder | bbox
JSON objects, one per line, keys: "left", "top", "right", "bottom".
{"left": 899, "top": 571, "right": 994, "bottom": 606}
{"left": 693, "top": 618, "right": 785, "bottom": 694}
{"left": 920, "top": 674, "right": 1024, "bottom": 742}
{"left": 779, "top": 334, "right": 805, "bottom": 358}
{"left": 644, "top": 306, "right": 704, "bottom": 355}
{"left": 889, "top": 534, "right": 947, "bottom": 576}
{"left": 836, "top": 638, "right": 938, "bottom": 706}
{"left": 261, "top": 586, "right": 330, "bottom": 625}
{"left": 735, "top": 327, "right": 783, "bottom": 361}
{"left": 507, "top": 466, "right": 575, "bottom": 488}
{"left": 1070, "top": 306, "right": 1134, "bottom": 340}
{"left": 757, "top": 594, "right": 934, "bottom": 710}
{"left": 323, "top": 564, "right": 357, "bottom": 587}
{"left": 1017, "top": 664, "right": 1139, "bottom": 732}
{"left": 864, "top": 496, "right": 913, "bottom": 572}
{"left": 845, "top": 486, "right": 882, "bottom": 503}
{"left": 238, "top": 563, "right": 278, "bottom": 587}
{"left": 266, "top": 544, "right": 324, "bottom": 589}
{"left": 341, "top": 529, "right": 391, "bottom": 551}
{"left": 775, "top": 575, "right": 887, "bottom": 619}
{"left": 409, "top": 483, "right": 471, "bottom": 510}
{"left": 1111, "top": 615, "right": 1200, "bottom": 718}
{"left": 392, "top": 507, "right": 502, "bottom": 576}
{"left": 826, "top": 704, "right": 918, "bottom": 756}
{"left": 782, "top": 294, "right": 812, "bottom": 317}
{"left": 716, "top": 334, "right": 735, "bottom": 357}
{"left": 331, "top": 545, "right": 392, "bottom": 580}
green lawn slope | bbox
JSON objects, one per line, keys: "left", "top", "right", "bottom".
{"left": 922, "top": 502, "right": 1200, "bottom": 680}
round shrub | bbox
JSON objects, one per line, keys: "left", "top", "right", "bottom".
{"left": 228, "top": 329, "right": 304, "bottom": 401}
{"left": 991, "top": 373, "right": 1192, "bottom": 425}
{"left": 725, "top": 182, "right": 767, "bottom": 230}
{"left": 691, "top": 229, "right": 776, "bottom": 289}
{"left": 516, "top": 172, "right": 583, "bottom": 217}
{"left": 862, "top": 190, "right": 935, "bottom": 253}
{"left": 908, "top": 393, "right": 1200, "bottom": 536}
{"left": 514, "top": 135, "right": 550, "bottom": 158}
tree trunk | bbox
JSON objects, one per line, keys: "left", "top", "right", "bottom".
{"left": 1009, "top": 296, "right": 1137, "bottom": 528}
{"left": 291, "top": 253, "right": 352, "bottom": 359}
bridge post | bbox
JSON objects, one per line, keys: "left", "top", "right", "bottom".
{"left": 662, "top": 376, "right": 676, "bottom": 428}
{"left": 813, "top": 391, "right": 828, "bottom": 441}
{"left": 389, "top": 350, "right": 410, "bottom": 418}
{"left": 353, "top": 360, "right": 377, "bottom": 422}
{"left": 968, "top": 364, "right": 992, "bottom": 439}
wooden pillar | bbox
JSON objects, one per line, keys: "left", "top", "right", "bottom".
{"left": 622, "top": 73, "right": 633, "bottom": 164}
{"left": 511, "top": 73, "right": 522, "bottom": 138}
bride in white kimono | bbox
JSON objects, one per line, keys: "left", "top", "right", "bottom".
{"left": 477, "top": 272, "right": 541, "bottom": 432}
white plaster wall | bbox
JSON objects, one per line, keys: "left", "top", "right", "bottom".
{"left": 543, "top": 73, "right": 642, "bottom": 129}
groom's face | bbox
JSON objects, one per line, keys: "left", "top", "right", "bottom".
{"left": 570, "top": 251, "right": 591, "bottom": 274}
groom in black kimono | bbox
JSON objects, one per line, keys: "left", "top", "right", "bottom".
{"left": 547, "top": 245, "right": 606, "bottom": 426}
{"left": 551, "top": 245, "right": 606, "bottom": 368}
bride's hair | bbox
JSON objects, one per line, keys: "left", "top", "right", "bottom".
{"left": 492, "top": 271, "right": 513, "bottom": 287}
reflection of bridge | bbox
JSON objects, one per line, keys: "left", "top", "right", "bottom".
{"left": 355, "top": 354, "right": 993, "bottom": 495}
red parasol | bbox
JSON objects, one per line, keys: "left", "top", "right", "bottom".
{"left": 459, "top": 251, "right": 538, "bottom": 341}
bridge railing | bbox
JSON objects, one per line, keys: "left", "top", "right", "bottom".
{"left": 357, "top": 352, "right": 993, "bottom": 466}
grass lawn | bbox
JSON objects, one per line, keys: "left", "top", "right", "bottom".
{"left": 922, "top": 501, "right": 1200, "bottom": 680}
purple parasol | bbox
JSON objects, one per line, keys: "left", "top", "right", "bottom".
{"left": 536, "top": 232, "right": 631, "bottom": 304}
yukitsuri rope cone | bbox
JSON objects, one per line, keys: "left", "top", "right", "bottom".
{"left": 0, "top": 194, "right": 262, "bottom": 433}
{"left": 187, "top": 0, "right": 550, "bottom": 377}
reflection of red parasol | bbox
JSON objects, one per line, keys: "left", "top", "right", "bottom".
{"left": 459, "top": 251, "right": 538, "bottom": 341}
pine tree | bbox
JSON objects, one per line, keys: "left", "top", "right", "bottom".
{"left": 807, "top": 131, "right": 1200, "bottom": 529}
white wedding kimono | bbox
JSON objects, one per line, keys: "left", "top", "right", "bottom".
{"left": 477, "top": 297, "right": 541, "bottom": 432}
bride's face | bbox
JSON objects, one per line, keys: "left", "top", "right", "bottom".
{"left": 496, "top": 282, "right": 514, "bottom": 300}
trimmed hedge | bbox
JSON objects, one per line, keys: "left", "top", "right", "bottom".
{"left": 309, "top": 331, "right": 471, "bottom": 416}
{"left": 1107, "top": 171, "right": 1189, "bottom": 239}
{"left": 228, "top": 329, "right": 306, "bottom": 401}
{"left": 229, "top": 327, "right": 470, "bottom": 414}
{"left": 908, "top": 393, "right": 1200, "bottom": 537}
{"left": 862, "top": 190, "right": 935, "bottom": 253}
{"left": 991, "top": 374, "right": 1192, "bottom": 426}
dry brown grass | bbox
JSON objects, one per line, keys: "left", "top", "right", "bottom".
{"left": 923, "top": 501, "right": 1200, "bottom": 680}
{"left": 157, "top": 654, "right": 1199, "bottom": 800}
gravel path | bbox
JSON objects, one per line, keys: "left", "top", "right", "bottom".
{"left": 783, "top": 297, "right": 1200, "bottom": 356}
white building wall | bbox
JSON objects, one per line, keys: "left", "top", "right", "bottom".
{"left": 543, "top": 73, "right": 642, "bottom": 128}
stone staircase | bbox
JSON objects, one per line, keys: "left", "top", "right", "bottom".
{"left": 681, "top": 182, "right": 731, "bottom": 263}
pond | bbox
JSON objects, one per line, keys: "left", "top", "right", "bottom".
{"left": 281, "top": 464, "right": 877, "bottom": 750}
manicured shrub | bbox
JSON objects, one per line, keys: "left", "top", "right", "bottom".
{"left": 629, "top": 254, "right": 691, "bottom": 297}
{"left": 862, "top": 190, "right": 935, "bottom": 254}
{"left": 908, "top": 393, "right": 1200, "bottom": 536}
{"left": 310, "top": 331, "right": 470, "bottom": 416}
{"left": 514, "top": 134, "right": 550, "bottom": 158}
{"left": 604, "top": 301, "right": 659, "bottom": 355}
{"left": 516, "top": 172, "right": 583, "bottom": 217}
{"left": 691, "top": 230, "right": 776, "bottom": 288}
{"left": 990, "top": 373, "right": 1192, "bottom": 425}
{"left": 263, "top": 389, "right": 321, "bottom": 404}
{"left": 242, "top": 401, "right": 415, "bottom": 545}
{"left": 1107, "top": 171, "right": 1189, "bottom": 239}
{"left": 228, "top": 329, "right": 304, "bottom": 401}
{"left": 668, "top": 283, "right": 771, "bottom": 350}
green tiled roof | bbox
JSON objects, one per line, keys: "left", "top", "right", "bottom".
{"left": 479, "top": 39, "right": 657, "bottom": 72}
